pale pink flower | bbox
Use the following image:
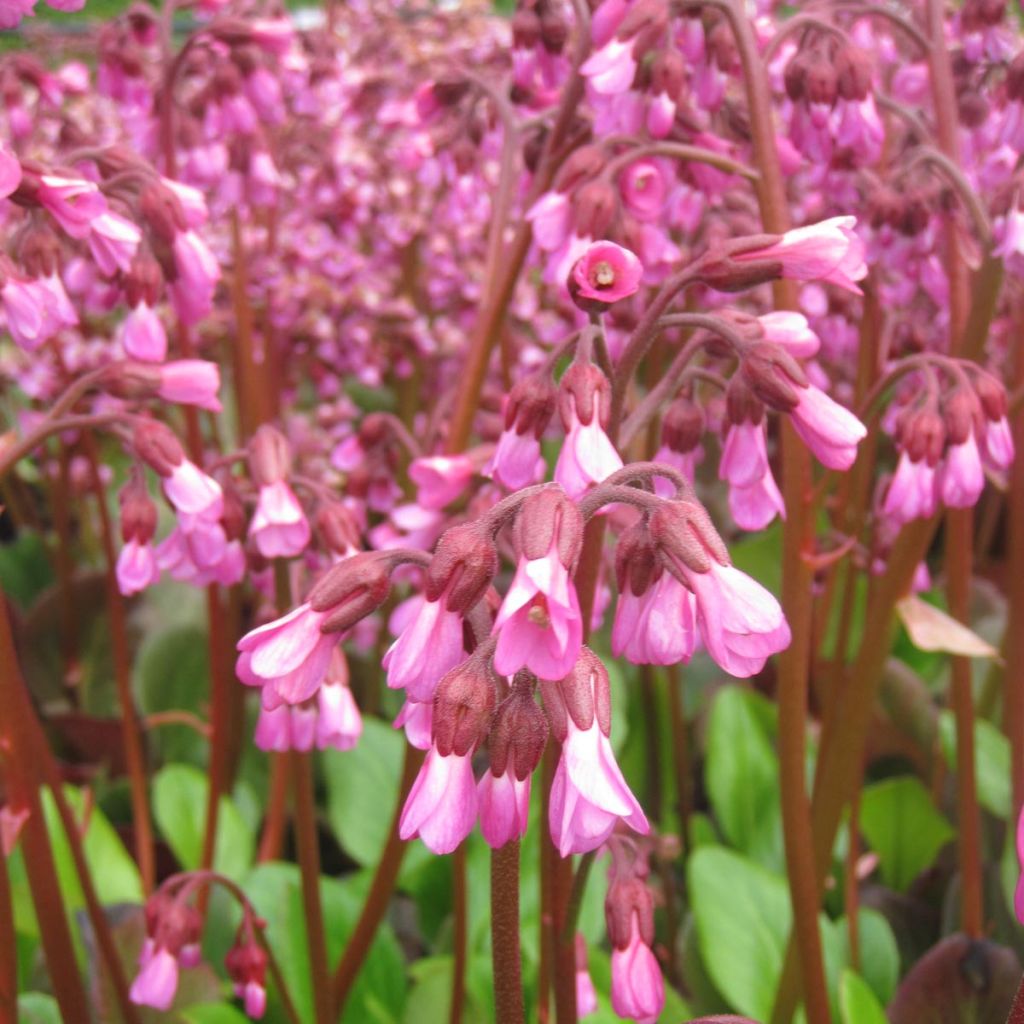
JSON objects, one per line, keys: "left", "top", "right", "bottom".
{"left": 409, "top": 454, "right": 475, "bottom": 509}
{"left": 116, "top": 538, "right": 160, "bottom": 596}
{"left": 581, "top": 37, "right": 637, "bottom": 95}
{"left": 88, "top": 211, "right": 142, "bottom": 276}
{"left": 158, "top": 360, "right": 222, "bottom": 412}
{"left": 399, "top": 745, "right": 477, "bottom": 854}
{"left": 612, "top": 571, "right": 696, "bottom": 666}
{"left": 939, "top": 433, "right": 985, "bottom": 509}
{"left": 130, "top": 943, "right": 179, "bottom": 1011}
{"left": 789, "top": 385, "right": 867, "bottom": 470}
{"left": 488, "top": 428, "right": 545, "bottom": 491}
{"left": 37, "top": 175, "right": 105, "bottom": 238}
{"left": 610, "top": 913, "right": 665, "bottom": 1023}
{"left": 393, "top": 698, "right": 433, "bottom": 750}
{"left": 981, "top": 416, "right": 1014, "bottom": 471}
{"left": 384, "top": 592, "right": 464, "bottom": 702}
{"left": 729, "top": 468, "right": 786, "bottom": 531}
{"left": 1014, "top": 803, "right": 1024, "bottom": 925}
{"left": 555, "top": 414, "right": 623, "bottom": 499}
{"left": 0, "top": 140, "right": 21, "bottom": 198}
{"left": 758, "top": 311, "right": 820, "bottom": 358}
{"left": 317, "top": 680, "right": 362, "bottom": 751}
{"left": 1, "top": 278, "right": 54, "bottom": 351}
{"left": 477, "top": 768, "right": 531, "bottom": 849}
{"left": 619, "top": 160, "right": 667, "bottom": 222}
{"left": 882, "top": 453, "right": 937, "bottom": 525}
{"left": 249, "top": 480, "right": 311, "bottom": 559}
{"left": 170, "top": 230, "right": 220, "bottom": 325}
{"left": 526, "top": 191, "right": 571, "bottom": 252}
{"left": 575, "top": 936, "right": 598, "bottom": 1018}
{"left": 120, "top": 303, "right": 168, "bottom": 362}
{"left": 163, "top": 460, "right": 223, "bottom": 519}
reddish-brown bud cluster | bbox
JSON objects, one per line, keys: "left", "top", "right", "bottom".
{"left": 425, "top": 523, "right": 499, "bottom": 614}
{"left": 943, "top": 387, "right": 983, "bottom": 445}
{"left": 119, "top": 468, "right": 157, "bottom": 545}
{"left": 739, "top": 342, "right": 809, "bottom": 412}
{"left": 514, "top": 486, "right": 584, "bottom": 569}
{"left": 661, "top": 396, "right": 706, "bottom": 454}
{"left": 224, "top": 935, "right": 268, "bottom": 996}
{"left": 504, "top": 372, "right": 557, "bottom": 440}
{"left": 17, "top": 222, "right": 61, "bottom": 278}
{"left": 559, "top": 361, "right": 612, "bottom": 429}
{"left": 898, "top": 406, "right": 945, "bottom": 465}
{"left": 248, "top": 424, "right": 291, "bottom": 487}
{"left": 553, "top": 144, "right": 608, "bottom": 194}
{"left": 648, "top": 498, "right": 729, "bottom": 575}
{"left": 133, "top": 419, "right": 186, "bottom": 476}
{"left": 487, "top": 672, "right": 549, "bottom": 780}
{"left": 605, "top": 875, "right": 655, "bottom": 950}
{"left": 835, "top": 45, "right": 873, "bottom": 101}
{"left": 307, "top": 552, "right": 393, "bottom": 632}
{"left": 973, "top": 373, "right": 1008, "bottom": 423}
{"left": 541, "top": 647, "right": 611, "bottom": 743}
{"left": 433, "top": 652, "right": 498, "bottom": 757}
{"left": 144, "top": 890, "right": 202, "bottom": 955}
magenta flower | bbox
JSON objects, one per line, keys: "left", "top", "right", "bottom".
{"left": 739, "top": 215, "right": 867, "bottom": 294}
{"left": 398, "top": 744, "right": 477, "bottom": 854}
{"left": 120, "top": 303, "right": 168, "bottom": 362}
{"left": 610, "top": 912, "right": 665, "bottom": 1023}
{"left": 619, "top": 160, "right": 667, "bottom": 222}
{"left": 116, "top": 538, "right": 160, "bottom": 596}
{"left": 489, "top": 427, "right": 545, "bottom": 490}
{"left": 882, "top": 453, "right": 937, "bottom": 525}
{"left": 526, "top": 191, "right": 571, "bottom": 252}
{"left": 575, "top": 936, "right": 598, "bottom": 1018}
{"left": 555, "top": 362, "right": 623, "bottom": 500}
{"left": 581, "top": 37, "right": 638, "bottom": 95}
{"left": 789, "top": 385, "right": 867, "bottom": 470}
{"left": 236, "top": 602, "right": 338, "bottom": 707}
{"left": 720, "top": 421, "right": 769, "bottom": 488}
{"left": 249, "top": 480, "right": 311, "bottom": 559}
{"left": 939, "top": 433, "right": 985, "bottom": 508}
{"left": 383, "top": 592, "right": 466, "bottom": 702}
{"left": 130, "top": 943, "right": 180, "bottom": 1011}
{"left": 612, "top": 570, "right": 696, "bottom": 666}
{"left": 37, "top": 174, "right": 105, "bottom": 238}
{"left": 728, "top": 468, "right": 786, "bottom": 531}
{"left": 0, "top": 140, "right": 20, "bottom": 197}
{"left": 163, "top": 460, "right": 223, "bottom": 519}
{"left": 409, "top": 454, "right": 475, "bottom": 509}
{"left": 87, "top": 211, "right": 142, "bottom": 276}
{"left": 758, "top": 311, "right": 821, "bottom": 358}
{"left": 477, "top": 768, "right": 531, "bottom": 849}
{"left": 157, "top": 360, "right": 222, "bottom": 412}
{"left": 170, "top": 230, "right": 221, "bottom": 325}
{"left": 1, "top": 277, "right": 55, "bottom": 351}
{"left": 981, "top": 415, "right": 1015, "bottom": 471}
{"left": 317, "top": 679, "right": 362, "bottom": 752}
{"left": 570, "top": 240, "right": 643, "bottom": 304}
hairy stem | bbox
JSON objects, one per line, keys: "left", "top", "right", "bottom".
{"left": 492, "top": 840, "right": 525, "bottom": 1024}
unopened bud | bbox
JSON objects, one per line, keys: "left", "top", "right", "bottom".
{"left": 725, "top": 376, "right": 765, "bottom": 426}
{"left": 943, "top": 388, "right": 982, "bottom": 444}
{"left": 433, "top": 653, "right": 498, "bottom": 757}
{"left": 615, "top": 519, "right": 659, "bottom": 597}
{"left": 124, "top": 253, "right": 163, "bottom": 308}
{"left": 553, "top": 144, "right": 608, "bottom": 194}
{"left": 514, "top": 485, "right": 584, "bottom": 567}
{"left": 650, "top": 47, "right": 685, "bottom": 99}
{"left": 559, "top": 361, "right": 611, "bottom": 429}
{"left": 835, "top": 45, "right": 872, "bottom": 101}
{"left": 505, "top": 373, "right": 557, "bottom": 439}
{"left": 249, "top": 424, "right": 291, "bottom": 487}
{"left": 804, "top": 53, "right": 838, "bottom": 106}
{"left": 973, "top": 373, "right": 1008, "bottom": 423}
{"left": 488, "top": 673, "right": 549, "bottom": 779}
{"left": 119, "top": 468, "right": 157, "bottom": 544}
{"left": 901, "top": 406, "right": 945, "bottom": 465}
{"left": 133, "top": 419, "right": 186, "bottom": 476}
{"left": 425, "top": 523, "right": 499, "bottom": 613}
{"left": 571, "top": 180, "right": 618, "bottom": 239}
{"left": 739, "top": 342, "right": 808, "bottom": 412}
{"left": 139, "top": 182, "right": 187, "bottom": 244}
{"left": 315, "top": 501, "right": 362, "bottom": 556}
{"left": 102, "top": 359, "right": 163, "bottom": 400}
{"left": 540, "top": 647, "right": 611, "bottom": 741}
{"left": 648, "top": 498, "right": 729, "bottom": 575}
{"left": 605, "top": 876, "right": 654, "bottom": 949}
{"left": 662, "top": 395, "right": 706, "bottom": 452}
{"left": 307, "top": 552, "right": 392, "bottom": 631}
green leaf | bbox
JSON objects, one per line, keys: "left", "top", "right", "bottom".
{"left": 0, "top": 532, "right": 55, "bottom": 609}
{"left": 323, "top": 717, "right": 404, "bottom": 867}
{"left": 938, "top": 710, "right": 1011, "bottom": 819}
{"left": 859, "top": 776, "right": 955, "bottom": 891}
{"left": 180, "top": 1005, "right": 252, "bottom": 1024}
{"left": 831, "top": 909, "right": 900, "bottom": 1006}
{"left": 152, "top": 765, "right": 254, "bottom": 881}
{"left": 705, "top": 685, "right": 782, "bottom": 869}
{"left": 730, "top": 522, "right": 783, "bottom": 598}
{"left": 16, "top": 993, "right": 61, "bottom": 1024}
{"left": 839, "top": 969, "right": 888, "bottom": 1024}
{"left": 688, "top": 845, "right": 791, "bottom": 1020}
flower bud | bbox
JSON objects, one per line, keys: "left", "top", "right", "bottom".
{"left": 661, "top": 396, "right": 706, "bottom": 453}
{"left": 571, "top": 179, "right": 618, "bottom": 239}
{"left": 504, "top": 372, "right": 557, "bottom": 439}
{"left": 124, "top": 253, "right": 164, "bottom": 308}
{"left": 605, "top": 876, "right": 655, "bottom": 950}
{"left": 248, "top": 424, "right": 291, "bottom": 487}
{"left": 119, "top": 468, "right": 157, "bottom": 544}
{"left": 614, "top": 519, "right": 659, "bottom": 597}
{"left": 133, "top": 419, "right": 186, "bottom": 476}
{"left": 101, "top": 359, "right": 163, "bottom": 401}
{"left": 559, "top": 361, "right": 611, "bottom": 429}
{"left": 648, "top": 498, "right": 729, "bottom": 575}
{"left": 139, "top": 182, "right": 187, "bottom": 244}
{"left": 514, "top": 485, "right": 584, "bottom": 567}
{"left": 425, "top": 522, "right": 499, "bottom": 613}
{"left": 553, "top": 143, "right": 608, "bottom": 194}
{"left": 539, "top": 10, "right": 568, "bottom": 53}
{"left": 432, "top": 653, "right": 498, "bottom": 757}
{"left": 512, "top": 7, "right": 541, "bottom": 47}
{"left": 306, "top": 552, "right": 392, "bottom": 631}
{"left": 649, "top": 47, "right": 685, "bottom": 99}
{"left": 18, "top": 222, "right": 61, "bottom": 278}
{"left": 943, "top": 388, "right": 982, "bottom": 445}
{"left": 315, "top": 501, "right": 362, "bottom": 556}
{"left": 973, "top": 373, "right": 1008, "bottom": 423}
{"left": 488, "top": 673, "right": 549, "bottom": 780}
{"left": 540, "top": 647, "right": 611, "bottom": 742}
{"left": 901, "top": 406, "right": 945, "bottom": 465}
{"left": 725, "top": 376, "right": 765, "bottom": 427}
{"left": 739, "top": 342, "right": 808, "bottom": 412}
{"left": 804, "top": 52, "right": 837, "bottom": 107}
{"left": 836, "top": 45, "right": 873, "bottom": 101}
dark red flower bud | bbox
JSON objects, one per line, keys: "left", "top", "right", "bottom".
{"left": 617, "top": 0, "right": 668, "bottom": 42}
{"left": 225, "top": 937, "right": 268, "bottom": 990}
{"left": 488, "top": 672, "right": 549, "bottom": 779}
{"left": 248, "top": 424, "right": 291, "bottom": 487}
{"left": 614, "top": 519, "right": 659, "bottom": 597}
{"left": 943, "top": 388, "right": 983, "bottom": 445}
{"left": 432, "top": 75, "right": 472, "bottom": 107}
{"left": 101, "top": 359, "right": 163, "bottom": 401}
{"left": 146, "top": 891, "right": 202, "bottom": 955}
{"left": 725, "top": 376, "right": 765, "bottom": 427}
{"left": 784, "top": 52, "right": 809, "bottom": 102}
{"left": 739, "top": 342, "right": 808, "bottom": 412}
{"left": 650, "top": 47, "right": 685, "bottom": 99}
{"left": 124, "top": 253, "right": 164, "bottom": 308}
{"left": 901, "top": 406, "right": 946, "bottom": 466}
{"left": 558, "top": 361, "right": 611, "bottom": 428}
{"left": 804, "top": 52, "right": 837, "bottom": 107}
{"left": 539, "top": 11, "right": 568, "bottom": 53}
{"left": 139, "top": 182, "right": 187, "bottom": 244}
{"left": 133, "top": 419, "right": 186, "bottom": 476}
{"left": 554, "top": 144, "right": 608, "bottom": 194}
{"left": 433, "top": 652, "right": 498, "bottom": 757}
{"left": 605, "top": 876, "right": 655, "bottom": 949}
{"left": 119, "top": 468, "right": 157, "bottom": 544}
{"left": 512, "top": 7, "right": 541, "bottom": 47}
{"left": 571, "top": 179, "right": 618, "bottom": 239}
{"left": 707, "top": 20, "right": 738, "bottom": 71}
{"left": 973, "top": 373, "right": 1008, "bottom": 422}
{"left": 505, "top": 373, "right": 557, "bottom": 439}
{"left": 220, "top": 480, "right": 246, "bottom": 541}
{"left": 425, "top": 523, "right": 499, "bottom": 614}
{"left": 514, "top": 485, "right": 584, "bottom": 567}
{"left": 648, "top": 498, "right": 729, "bottom": 575}
{"left": 835, "top": 45, "right": 872, "bottom": 101}
{"left": 315, "top": 501, "right": 362, "bottom": 556}
{"left": 661, "top": 395, "right": 707, "bottom": 452}
{"left": 540, "top": 646, "right": 610, "bottom": 741}
{"left": 307, "top": 552, "right": 392, "bottom": 631}
{"left": 1008, "top": 52, "right": 1024, "bottom": 102}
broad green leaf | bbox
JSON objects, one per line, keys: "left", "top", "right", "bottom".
{"left": 730, "top": 522, "right": 783, "bottom": 598}
{"left": 323, "top": 717, "right": 405, "bottom": 867}
{"left": 0, "top": 532, "right": 54, "bottom": 608}
{"left": 832, "top": 909, "right": 901, "bottom": 1006}
{"left": 180, "top": 1005, "right": 252, "bottom": 1024}
{"left": 688, "top": 845, "right": 791, "bottom": 1020}
{"left": 152, "top": 765, "right": 254, "bottom": 881}
{"left": 705, "top": 685, "right": 782, "bottom": 869}
{"left": 839, "top": 969, "right": 888, "bottom": 1024}
{"left": 938, "top": 710, "right": 1011, "bottom": 819}
{"left": 859, "top": 777, "right": 954, "bottom": 890}
{"left": 16, "top": 993, "right": 61, "bottom": 1024}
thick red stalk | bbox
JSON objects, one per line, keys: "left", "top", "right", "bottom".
{"left": 450, "top": 843, "right": 468, "bottom": 1024}
{"left": 492, "top": 840, "right": 525, "bottom": 1024}
{"left": 1006, "top": 329, "right": 1024, "bottom": 820}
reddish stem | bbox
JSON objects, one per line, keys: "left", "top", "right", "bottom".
{"left": 492, "top": 840, "right": 525, "bottom": 1024}
{"left": 451, "top": 843, "right": 468, "bottom": 1024}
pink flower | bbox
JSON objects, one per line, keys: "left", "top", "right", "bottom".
{"left": 383, "top": 592, "right": 466, "bottom": 702}
{"left": 399, "top": 745, "right": 477, "bottom": 854}
{"left": 612, "top": 570, "right": 696, "bottom": 666}
{"left": 170, "top": 230, "right": 220, "bottom": 325}
{"left": 37, "top": 174, "right": 106, "bottom": 238}
{"left": 720, "top": 422, "right": 769, "bottom": 487}
{"left": 394, "top": 698, "right": 433, "bottom": 750}
{"left": 570, "top": 241, "right": 643, "bottom": 304}
{"left": 317, "top": 679, "right": 362, "bottom": 751}
{"left": 526, "top": 191, "right": 571, "bottom": 252}
{"left": 488, "top": 428, "right": 545, "bottom": 490}
{"left": 130, "top": 943, "right": 179, "bottom": 1011}
{"left": 581, "top": 37, "right": 638, "bottom": 95}
{"left": 120, "top": 303, "right": 168, "bottom": 362}
{"left": 236, "top": 603, "right": 337, "bottom": 707}
{"left": 739, "top": 215, "right": 867, "bottom": 294}
{"left": 1014, "top": 802, "right": 1024, "bottom": 925}
{"left": 1, "top": 278, "right": 54, "bottom": 351}
{"left": 575, "top": 936, "right": 598, "bottom": 1018}
{"left": 88, "top": 211, "right": 142, "bottom": 276}
{"left": 163, "top": 460, "right": 223, "bottom": 519}
{"left": 548, "top": 660, "right": 648, "bottom": 856}
{"left": 477, "top": 768, "right": 531, "bottom": 849}
{"left": 981, "top": 415, "right": 1014, "bottom": 471}
{"left": 116, "top": 538, "right": 160, "bottom": 596}
{"left": 158, "top": 360, "right": 222, "bottom": 412}
{"left": 619, "top": 160, "right": 667, "bottom": 221}
{"left": 555, "top": 414, "right": 623, "bottom": 499}
{"left": 249, "top": 480, "right": 311, "bottom": 559}
{"left": 789, "top": 385, "right": 867, "bottom": 470}
{"left": 409, "top": 454, "right": 475, "bottom": 509}
{"left": 939, "top": 433, "right": 985, "bottom": 509}
{"left": 493, "top": 540, "right": 583, "bottom": 682}
{"left": 728, "top": 468, "right": 786, "bottom": 531}
{"left": 758, "top": 311, "right": 821, "bottom": 358}
{"left": 610, "top": 912, "right": 665, "bottom": 1023}
{"left": 0, "top": 141, "right": 21, "bottom": 199}
{"left": 882, "top": 453, "right": 937, "bottom": 525}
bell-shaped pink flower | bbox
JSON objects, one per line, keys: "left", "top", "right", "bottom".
{"left": 882, "top": 453, "right": 937, "bottom": 525}
{"left": 570, "top": 240, "right": 643, "bottom": 304}
{"left": 170, "top": 230, "right": 220, "bottom": 325}
{"left": 575, "top": 935, "right": 598, "bottom": 1018}
{"left": 236, "top": 602, "right": 337, "bottom": 707}
{"left": 130, "top": 942, "right": 180, "bottom": 1011}
{"left": 316, "top": 680, "right": 362, "bottom": 751}
{"left": 1, "top": 278, "right": 55, "bottom": 351}
{"left": 383, "top": 592, "right": 466, "bottom": 702}
{"left": 789, "top": 385, "right": 867, "bottom": 470}
{"left": 581, "top": 36, "right": 637, "bottom": 95}
{"left": 555, "top": 414, "right": 624, "bottom": 499}
{"left": 249, "top": 480, "right": 311, "bottom": 558}
{"left": 493, "top": 541, "right": 583, "bottom": 681}
{"left": 720, "top": 422, "right": 769, "bottom": 487}
{"left": 738, "top": 215, "right": 867, "bottom": 294}
{"left": 610, "top": 912, "right": 665, "bottom": 1023}
{"left": 981, "top": 415, "right": 1014, "bottom": 471}
{"left": 409, "top": 454, "right": 475, "bottom": 509}
{"left": 527, "top": 191, "right": 571, "bottom": 252}
{"left": 728, "top": 468, "right": 786, "bottom": 531}
{"left": 121, "top": 302, "right": 168, "bottom": 362}
{"left": 393, "top": 698, "right": 433, "bottom": 750}
{"left": 939, "top": 433, "right": 985, "bottom": 508}
{"left": 163, "top": 460, "right": 223, "bottom": 519}
{"left": 398, "top": 744, "right": 477, "bottom": 854}
{"left": 116, "top": 538, "right": 160, "bottom": 596}
{"left": 758, "top": 311, "right": 821, "bottom": 358}
{"left": 477, "top": 768, "right": 531, "bottom": 849}
{"left": 158, "top": 360, "right": 222, "bottom": 412}
{"left": 612, "top": 570, "right": 696, "bottom": 666}
{"left": 489, "top": 428, "right": 545, "bottom": 491}
{"left": 88, "top": 211, "right": 142, "bottom": 276}
{"left": 37, "top": 174, "right": 105, "bottom": 238}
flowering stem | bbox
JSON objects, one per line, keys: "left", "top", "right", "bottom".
{"left": 1005, "top": 333, "right": 1024, "bottom": 822}
{"left": 491, "top": 840, "right": 525, "bottom": 1024}
{"left": 257, "top": 754, "right": 291, "bottom": 862}
{"left": 559, "top": 849, "right": 595, "bottom": 946}
{"left": 451, "top": 843, "right": 468, "bottom": 1024}
{"left": 0, "top": 852, "right": 14, "bottom": 1019}
{"left": 331, "top": 743, "right": 425, "bottom": 1017}
{"left": 0, "top": 413, "right": 127, "bottom": 482}
{"left": 1006, "top": 975, "right": 1024, "bottom": 1024}
{"left": 83, "top": 436, "right": 156, "bottom": 895}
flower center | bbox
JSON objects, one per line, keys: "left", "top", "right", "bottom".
{"left": 527, "top": 594, "right": 551, "bottom": 628}
{"left": 591, "top": 260, "right": 615, "bottom": 288}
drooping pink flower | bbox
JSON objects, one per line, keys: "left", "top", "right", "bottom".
{"left": 317, "top": 679, "right": 362, "bottom": 752}
{"left": 619, "top": 160, "right": 667, "bottom": 222}
{"left": 555, "top": 363, "right": 623, "bottom": 500}
{"left": 939, "top": 433, "right": 985, "bottom": 509}
{"left": 788, "top": 385, "right": 867, "bottom": 470}
{"left": 1, "top": 278, "right": 55, "bottom": 351}
{"left": 882, "top": 453, "right": 937, "bottom": 525}
{"left": 477, "top": 768, "right": 531, "bottom": 849}
{"left": 130, "top": 943, "right": 179, "bottom": 1011}
{"left": 236, "top": 602, "right": 338, "bottom": 707}
{"left": 163, "top": 460, "right": 224, "bottom": 519}
{"left": 981, "top": 415, "right": 1015, "bottom": 471}
{"left": 758, "top": 311, "right": 821, "bottom": 358}
{"left": 719, "top": 421, "right": 769, "bottom": 488}
{"left": 612, "top": 570, "right": 697, "bottom": 666}
{"left": 570, "top": 240, "right": 643, "bottom": 304}
{"left": 610, "top": 912, "right": 665, "bottom": 1023}
{"left": 526, "top": 191, "right": 572, "bottom": 252}
{"left": 575, "top": 935, "right": 598, "bottom": 1018}
{"left": 394, "top": 698, "right": 433, "bottom": 750}
{"left": 398, "top": 744, "right": 477, "bottom": 854}
{"left": 157, "top": 360, "right": 222, "bottom": 412}
{"left": 169, "top": 230, "right": 221, "bottom": 325}
{"left": 37, "top": 174, "right": 106, "bottom": 238}
{"left": 116, "top": 538, "right": 161, "bottom": 596}
{"left": 581, "top": 37, "right": 638, "bottom": 95}
{"left": 88, "top": 211, "right": 142, "bottom": 276}
{"left": 120, "top": 303, "right": 168, "bottom": 362}
{"left": 737, "top": 215, "right": 867, "bottom": 294}
{"left": 728, "top": 468, "right": 786, "bottom": 531}
{"left": 409, "top": 454, "right": 475, "bottom": 509}
{"left": 249, "top": 480, "right": 311, "bottom": 559}
{"left": 488, "top": 427, "right": 545, "bottom": 491}
{"left": 383, "top": 591, "right": 466, "bottom": 702}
